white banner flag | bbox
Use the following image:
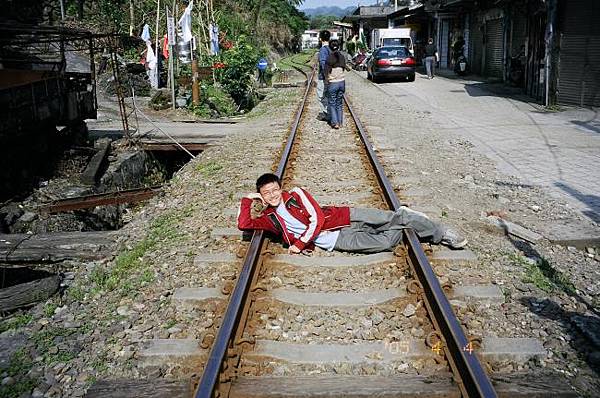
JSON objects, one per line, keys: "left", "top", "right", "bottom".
{"left": 178, "top": 1, "right": 193, "bottom": 42}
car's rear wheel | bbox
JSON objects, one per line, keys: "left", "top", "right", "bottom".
{"left": 407, "top": 73, "right": 415, "bottom": 82}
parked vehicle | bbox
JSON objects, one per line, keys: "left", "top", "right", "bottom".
{"left": 453, "top": 53, "right": 468, "bottom": 76}
{"left": 452, "top": 41, "right": 468, "bottom": 76}
{"left": 367, "top": 46, "right": 416, "bottom": 83}
{"left": 351, "top": 50, "right": 371, "bottom": 71}
{"left": 371, "top": 28, "right": 414, "bottom": 54}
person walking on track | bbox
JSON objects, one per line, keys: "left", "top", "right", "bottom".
{"left": 316, "top": 30, "right": 331, "bottom": 122}
{"left": 324, "top": 39, "right": 347, "bottom": 130}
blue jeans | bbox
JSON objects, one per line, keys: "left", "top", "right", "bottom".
{"left": 327, "top": 80, "right": 345, "bottom": 126}
{"left": 425, "top": 56, "right": 436, "bottom": 78}
{"left": 316, "top": 79, "right": 328, "bottom": 114}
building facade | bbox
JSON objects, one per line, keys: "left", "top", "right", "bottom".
{"left": 421, "top": 0, "right": 599, "bottom": 107}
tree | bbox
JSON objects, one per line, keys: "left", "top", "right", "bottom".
{"left": 309, "top": 15, "right": 337, "bottom": 30}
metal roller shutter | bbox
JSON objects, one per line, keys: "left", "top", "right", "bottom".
{"left": 556, "top": 0, "right": 600, "bottom": 107}
{"left": 470, "top": 17, "right": 483, "bottom": 75}
{"left": 440, "top": 20, "right": 450, "bottom": 69}
{"left": 557, "top": 35, "right": 600, "bottom": 106}
{"left": 485, "top": 18, "right": 504, "bottom": 78}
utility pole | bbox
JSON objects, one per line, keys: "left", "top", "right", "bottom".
{"left": 154, "top": 0, "right": 161, "bottom": 89}
{"left": 167, "top": 7, "right": 176, "bottom": 109}
{"left": 129, "top": 0, "right": 135, "bottom": 36}
{"left": 191, "top": 54, "right": 200, "bottom": 105}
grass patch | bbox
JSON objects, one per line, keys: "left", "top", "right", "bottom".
{"left": 91, "top": 354, "right": 110, "bottom": 374}
{"left": 279, "top": 50, "right": 316, "bottom": 71}
{"left": 196, "top": 161, "right": 223, "bottom": 176}
{"left": 0, "top": 313, "right": 33, "bottom": 333}
{"left": 246, "top": 89, "right": 298, "bottom": 120}
{"left": 510, "top": 253, "right": 577, "bottom": 294}
{"left": 163, "top": 319, "right": 177, "bottom": 329}
{"left": 31, "top": 326, "right": 77, "bottom": 365}
{"left": 43, "top": 303, "right": 58, "bottom": 318}
{"left": 522, "top": 261, "right": 554, "bottom": 292}
{"left": 91, "top": 206, "right": 193, "bottom": 294}
{"left": 535, "top": 257, "right": 577, "bottom": 295}
{"left": 68, "top": 285, "right": 85, "bottom": 302}
{"left": 0, "top": 348, "right": 37, "bottom": 398}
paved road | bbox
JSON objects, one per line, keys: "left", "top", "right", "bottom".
{"left": 360, "top": 70, "right": 600, "bottom": 224}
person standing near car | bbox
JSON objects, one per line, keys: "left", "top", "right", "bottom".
{"left": 424, "top": 38, "right": 438, "bottom": 79}
{"left": 317, "top": 30, "right": 331, "bottom": 121}
{"left": 324, "top": 40, "right": 347, "bottom": 130}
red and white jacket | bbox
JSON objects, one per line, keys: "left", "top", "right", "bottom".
{"left": 237, "top": 187, "right": 351, "bottom": 251}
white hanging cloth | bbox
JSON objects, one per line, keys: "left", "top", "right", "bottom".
{"left": 178, "top": 1, "right": 193, "bottom": 43}
{"left": 209, "top": 23, "right": 219, "bottom": 55}
{"left": 141, "top": 23, "right": 151, "bottom": 42}
{"left": 146, "top": 42, "right": 158, "bottom": 89}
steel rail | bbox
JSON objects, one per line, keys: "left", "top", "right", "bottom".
{"left": 344, "top": 94, "right": 497, "bottom": 398}
{"left": 38, "top": 186, "right": 162, "bottom": 214}
{"left": 194, "top": 66, "right": 316, "bottom": 398}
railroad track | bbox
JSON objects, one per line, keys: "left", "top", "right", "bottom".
{"left": 82, "top": 63, "right": 580, "bottom": 398}
{"left": 274, "top": 52, "right": 313, "bottom": 85}
{"left": 186, "top": 69, "right": 577, "bottom": 398}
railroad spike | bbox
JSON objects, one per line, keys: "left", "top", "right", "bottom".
{"left": 235, "top": 336, "right": 255, "bottom": 346}
{"left": 221, "top": 283, "right": 233, "bottom": 295}
{"left": 392, "top": 245, "right": 407, "bottom": 257}
{"left": 425, "top": 330, "right": 443, "bottom": 348}
{"left": 250, "top": 283, "right": 267, "bottom": 292}
{"left": 201, "top": 333, "right": 215, "bottom": 349}
{"left": 441, "top": 281, "right": 453, "bottom": 294}
{"left": 407, "top": 279, "right": 423, "bottom": 295}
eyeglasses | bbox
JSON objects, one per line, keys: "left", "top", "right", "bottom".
{"left": 260, "top": 188, "right": 281, "bottom": 198}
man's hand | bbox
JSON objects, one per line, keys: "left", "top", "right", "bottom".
{"left": 288, "top": 244, "right": 301, "bottom": 255}
{"left": 246, "top": 193, "right": 265, "bottom": 204}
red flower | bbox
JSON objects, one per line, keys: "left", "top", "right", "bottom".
{"left": 212, "top": 62, "right": 226, "bottom": 69}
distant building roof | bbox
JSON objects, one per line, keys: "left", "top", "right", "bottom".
{"left": 353, "top": 5, "right": 396, "bottom": 16}
{"left": 341, "top": 5, "right": 399, "bottom": 23}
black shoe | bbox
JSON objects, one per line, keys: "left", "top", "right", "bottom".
{"left": 317, "top": 113, "right": 328, "bottom": 121}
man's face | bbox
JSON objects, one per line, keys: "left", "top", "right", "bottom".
{"left": 259, "top": 181, "right": 282, "bottom": 207}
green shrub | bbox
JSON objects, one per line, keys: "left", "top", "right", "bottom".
{"left": 214, "top": 35, "right": 265, "bottom": 105}
{"left": 190, "top": 84, "right": 237, "bottom": 118}
{"left": 346, "top": 41, "right": 356, "bottom": 56}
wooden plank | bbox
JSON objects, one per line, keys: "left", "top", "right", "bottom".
{"left": 0, "top": 275, "right": 60, "bottom": 311}
{"left": 81, "top": 140, "right": 110, "bottom": 185}
{"left": 230, "top": 375, "right": 460, "bottom": 397}
{"left": 229, "top": 373, "right": 578, "bottom": 398}
{"left": 0, "top": 232, "right": 115, "bottom": 263}
{"left": 141, "top": 143, "right": 210, "bottom": 151}
{"left": 85, "top": 379, "right": 190, "bottom": 398}
{"left": 491, "top": 372, "right": 579, "bottom": 397}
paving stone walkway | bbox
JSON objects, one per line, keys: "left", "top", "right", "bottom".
{"left": 362, "top": 70, "right": 600, "bottom": 224}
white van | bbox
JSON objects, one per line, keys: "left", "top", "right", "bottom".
{"left": 372, "top": 28, "right": 414, "bottom": 54}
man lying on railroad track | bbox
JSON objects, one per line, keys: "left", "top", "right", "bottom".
{"left": 237, "top": 173, "right": 467, "bottom": 254}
